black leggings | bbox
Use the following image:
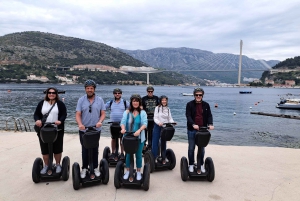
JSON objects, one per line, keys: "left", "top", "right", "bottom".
{"left": 38, "top": 130, "right": 64, "bottom": 155}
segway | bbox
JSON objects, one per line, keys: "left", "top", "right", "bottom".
{"left": 144, "top": 123, "right": 176, "bottom": 173}
{"left": 180, "top": 127, "right": 215, "bottom": 182}
{"left": 32, "top": 122, "right": 70, "bottom": 183}
{"left": 72, "top": 127, "right": 109, "bottom": 190}
{"left": 103, "top": 122, "right": 125, "bottom": 166}
{"left": 114, "top": 132, "right": 150, "bottom": 191}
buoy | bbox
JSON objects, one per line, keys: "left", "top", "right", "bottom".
{"left": 249, "top": 107, "right": 252, "bottom": 109}
{"left": 215, "top": 103, "right": 218, "bottom": 108}
{"left": 7, "top": 90, "right": 11, "bottom": 93}
{"left": 233, "top": 112, "right": 236, "bottom": 115}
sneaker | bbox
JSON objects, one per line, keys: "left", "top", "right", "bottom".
{"left": 189, "top": 165, "right": 194, "bottom": 173}
{"left": 55, "top": 164, "right": 62, "bottom": 173}
{"left": 40, "top": 165, "right": 48, "bottom": 174}
{"left": 80, "top": 168, "right": 87, "bottom": 179}
{"left": 201, "top": 165, "right": 206, "bottom": 173}
{"left": 136, "top": 172, "right": 142, "bottom": 181}
{"left": 94, "top": 168, "right": 101, "bottom": 177}
{"left": 119, "top": 153, "right": 125, "bottom": 160}
{"left": 123, "top": 171, "right": 129, "bottom": 180}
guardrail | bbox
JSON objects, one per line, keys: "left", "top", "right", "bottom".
{"left": 5, "top": 116, "right": 31, "bottom": 132}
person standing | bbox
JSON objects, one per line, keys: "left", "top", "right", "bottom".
{"left": 142, "top": 85, "right": 159, "bottom": 151}
{"left": 120, "top": 94, "right": 147, "bottom": 181}
{"left": 34, "top": 87, "right": 67, "bottom": 174}
{"left": 105, "top": 88, "right": 129, "bottom": 161}
{"left": 152, "top": 95, "right": 175, "bottom": 164}
{"left": 75, "top": 80, "right": 106, "bottom": 179}
{"left": 185, "top": 88, "right": 214, "bottom": 174}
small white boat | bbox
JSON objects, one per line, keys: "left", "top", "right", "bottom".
{"left": 276, "top": 98, "right": 300, "bottom": 110}
{"left": 182, "top": 93, "right": 193, "bottom": 96}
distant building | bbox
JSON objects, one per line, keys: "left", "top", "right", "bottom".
{"left": 265, "top": 79, "right": 274, "bottom": 85}
{"left": 285, "top": 80, "right": 295, "bottom": 86}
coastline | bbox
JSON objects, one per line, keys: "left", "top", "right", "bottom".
{"left": 1, "top": 131, "right": 300, "bottom": 201}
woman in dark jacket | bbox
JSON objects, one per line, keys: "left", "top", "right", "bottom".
{"left": 33, "top": 87, "right": 67, "bottom": 174}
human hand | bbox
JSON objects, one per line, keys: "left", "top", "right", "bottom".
{"left": 79, "top": 124, "right": 85, "bottom": 130}
{"left": 121, "top": 129, "right": 126, "bottom": 134}
{"left": 55, "top": 121, "right": 61, "bottom": 126}
{"left": 159, "top": 123, "right": 163, "bottom": 126}
{"left": 36, "top": 120, "right": 42, "bottom": 127}
{"left": 96, "top": 122, "right": 103, "bottom": 128}
{"left": 134, "top": 129, "right": 141, "bottom": 137}
{"left": 208, "top": 125, "right": 214, "bottom": 130}
{"left": 193, "top": 124, "right": 199, "bottom": 130}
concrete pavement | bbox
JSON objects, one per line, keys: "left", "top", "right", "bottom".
{"left": 0, "top": 131, "right": 300, "bottom": 201}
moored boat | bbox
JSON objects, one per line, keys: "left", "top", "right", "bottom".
{"left": 239, "top": 91, "right": 252, "bottom": 94}
{"left": 276, "top": 98, "right": 300, "bottom": 110}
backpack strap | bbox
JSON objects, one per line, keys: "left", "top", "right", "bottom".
{"left": 110, "top": 99, "right": 127, "bottom": 110}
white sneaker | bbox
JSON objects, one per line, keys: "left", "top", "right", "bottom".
{"left": 55, "top": 164, "right": 62, "bottom": 173}
{"left": 201, "top": 165, "right": 206, "bottom": 173}
{"left": 136, "top": 172, "right": 142, "bottom": 180}
{"left": 80, "top": 168, "right": 87, "bottom": 179}
{"left": 189, "top": 165, "right": 194, "bottom": 173}
{"left": 94, "top": 168, "right": 101, "bottom": 177}
{"left": 40, "top": 165, "right": 48, "bottom": 174}
{"left": 123, "top": 171, "right": 129, "bottom": 179}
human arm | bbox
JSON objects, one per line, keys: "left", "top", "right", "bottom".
{"left": 56, "top": 101, "right": 67, "bottom": 126}
{"left": 206, "top": 104, "right": 214, "bottom": 130}
{"left": 153, "top": 106, "right": 162, "bottom": 126}
{"left": 34, "top": 101, "right": 44, "bottom": 127}
{"left": 186, "top": 101, "right": 197, "bottom": 129}
{"left": 134, "top": 110, "right": 148, "bottom": 137}
{"left": 96, "top": 110, "right": 106, "bottom": 128}
{"left": 120, "top": 110, "right": 128, "bottom": 134}
{"left": 75, "top": 111, "right": 85, "bottom": 130}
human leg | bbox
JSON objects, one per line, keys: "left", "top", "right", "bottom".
{"left": 151, "top": 124, "right": 161, "bottom": 159}
{"left": 136, "top": 140, "right": 144, "bottom": 180}
{"left": 161, "top": 138, "right": 167, "bottom": 163}
{"left": 147, "top": 120, "right": 154, "bottom": 148}
{"left": 187, "top": 130, "right": 196, "bottom": 165}
{"left": 79, "top": 131, "right": 89, "bottom": 169}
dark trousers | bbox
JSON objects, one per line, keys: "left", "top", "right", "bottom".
{"left": 145, "top": 119, "right": 154, "bottom": 147}
{"left": 187, "top": 129, "right": 205, "bottom": 166}
{"left": 151, "top": 124, "right": 167, "bottom": 159}
{"left": 79, "top": 131, "right": 99, "bottom": 169}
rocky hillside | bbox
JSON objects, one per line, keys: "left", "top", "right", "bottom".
{"left": 120, "top": 47, "right": 280, "bottom": 83}
{"left": 0, "top": 31, "right": 148, "bottom": 67}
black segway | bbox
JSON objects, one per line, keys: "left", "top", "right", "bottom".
{"left": 144, "top": 123, "right": 176, "bottom": 173}
{"left": 103, "top": 122, "right": 125, "bottom": 166}
{"left": 72, "top": 127, "right": 109, "bottom": 190}
{"left": 180, "top": 127, "right": 215, "bottom": 182}
{"left": 114, "top": 132, "right": 150, "bottom": 191}
{"left": 32, "top": 122, "right": 70, "bottom": 183}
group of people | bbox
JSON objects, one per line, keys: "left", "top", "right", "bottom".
{"left": 33, "top": 80, "right": 214, "bottom": 180}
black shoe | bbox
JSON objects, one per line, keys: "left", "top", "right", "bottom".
{"left": 119, "top": 153, "right": 125, "bottom": 160}
{"left": 109, "top": 153, "right": 115, "bottom": 160}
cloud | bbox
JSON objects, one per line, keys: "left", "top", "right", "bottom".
{"left": 0, "top": 0, "right": 299, "bottom": 61}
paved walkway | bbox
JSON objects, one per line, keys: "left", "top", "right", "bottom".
{"left": 0, "top": 131, "right": 300, "bottom": 201}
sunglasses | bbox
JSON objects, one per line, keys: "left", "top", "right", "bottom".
{"left": 114, "top": 92, "right": 122, "bottom": 95}
{"left": 147, "top": 91, "right": 153, "bottom": 93}
{"left": 47, "top": 92, "right": 57, "bottom": 94}
{"left": 89, "top": 105, "right": 92, "bottom": 113}
{"left": 195, "top": 94, "right": 203, "bottom": 97}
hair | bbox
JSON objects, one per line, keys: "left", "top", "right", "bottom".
{"left": 44, "top": 87, "right": 60, "bottom": 101}
{"left": 146, "top": 85, "right": 154, "bottom": 91}
{"left": 193, "top": 87, "right": 205, "bottom": 95}
{"left": 113, "top": 88, "right": 122, "bottom": 94}
{"left": 129, "top": 94, "right": 142, "bottom": 113}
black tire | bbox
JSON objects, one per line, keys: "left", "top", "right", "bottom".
{"left": 100, "top": 159, "right": 109, "bottom": 184}
{"left": 180, "top": 157, "right": 189, "bottom": 181}
{"left": 166, "top": 149, "right": 176, "bottom": 170}
{"left": 205, "top": 157, "right": 215, "bottom": 182}
{"left": 114, "top": 161, "right": 124, "bottom": 189}
{"left": 72, "top": 162, "right": 81, "bottom": 190}
{"left": 103, "top": 146, "right": 110, "bottom": 161}
{"left": 32, "top": 157, "right": 43, "bottom": 183}
{"left": 143, "top": 150, "right": 155, "bottom": 173}
{"left": 143, "top": 163, "right": 150, "bottom": 191}
{"left": 61, "top": 156, "right": 70, "bottom": 181}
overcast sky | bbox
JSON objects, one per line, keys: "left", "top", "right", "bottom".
{"left": 0, "top": 0, "right": 299, "bottom": 61}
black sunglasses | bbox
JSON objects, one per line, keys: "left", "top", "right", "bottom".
{"left": 47, "top": 92, "right": 57, "bottom": 94}
{"left": 147, "top": 91, "right": 153, "bottom": 93}
{"left": 195, "top": 94, "right": 203, "bottom": 97}
{"left": 89, "top": 105, "right": 92, "bottom": 113}
{"left": 114, "top": 92, "right": 122, "bottom": 95}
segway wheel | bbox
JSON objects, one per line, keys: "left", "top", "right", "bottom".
{"left": 166, "top": 149, "right": 176, "bottom": 170}
{"left": 61, "top": 156, "right": 70, "bottom": 181}
{"left": 114, "top": 161, "right": 124, "bottom": 189}
{"left": 72, "top": 162, "right": 81, "bottom": 190}
{"left": 32, "top": 157, "right": 43, "bottom": 183}
{"left": 103, "top": 146, "right": 111, "bottom": 161}
{"left": 100, "top": 159, "right": 109, "bottom": 184}
{"left": 143, "top": 150, "right": 155, "bottom": 173}
{"left": 143, "top": 163, "right": 150, "bottom": 191}
{"left": 180, "top": 157, "right": 189, "bottom": 181}
{"left": 205, "top": 157, "right": 215, "bottom": 182}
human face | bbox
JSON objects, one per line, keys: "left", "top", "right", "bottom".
{"left": 194, "top": 93, "right": 203, "bottom": 102}
{"left": 85, "top": 86, "right": 95, "bottom": 98}
{"left": 147, "top": 90, "right": 154, "bottom": 97}
{"left": 132, "top": 99, "right": 140, "bottom": 109}
{"left": 114, "top": 92, "right": 122, "bottom": 100}
{"left": 47, "top": 89, "right": 57, "bottom": 100}
{"left": 161, "top": 98, "right": 167, "bottom": 106}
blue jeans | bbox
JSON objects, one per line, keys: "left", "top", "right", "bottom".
{"left": 187, "top": 129, "right": 205, "bottom": 166}
{"left": 79, "top": 131, "right": 99, "bottom": 169}
{"left": 125, "top": 140, "right": 144, "bottom": 169}
{"left": 151, "top": 124, "right": 167, "bottom": 159}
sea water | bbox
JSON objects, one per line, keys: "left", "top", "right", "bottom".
{"left": 1, "top": 84, "right": 300, "bottom": 148}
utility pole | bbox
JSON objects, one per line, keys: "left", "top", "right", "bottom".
{"left": 238, "top": 40, "right": 243, "bottom": 85}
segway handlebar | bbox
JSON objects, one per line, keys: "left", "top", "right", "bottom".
{"left": 163, "top": 122, "right": 177, "bottom": 126}
{"left": 107, "top": 121, "right": 120, "bottom": 124}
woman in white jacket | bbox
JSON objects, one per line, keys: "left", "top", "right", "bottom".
{"left": 151, "top": 95, "right": 175, "bottom": 164}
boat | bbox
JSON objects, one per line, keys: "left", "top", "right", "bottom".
{"left": 276, "top": 98, "right": 300, "bottom": 110}
{"left": 239, "top": 91, "right": 252, "bottom": 94}
{"left": 182, "top": 93, "right": 193, "bottom": 96}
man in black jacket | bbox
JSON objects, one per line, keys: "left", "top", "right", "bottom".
{"left": 186, "top": 88, "right": 214, "bottom": 174}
